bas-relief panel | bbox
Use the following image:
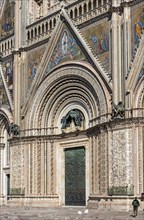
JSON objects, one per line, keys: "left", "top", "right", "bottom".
{"left": 27, "top": 46, "right": 46, "bottom": 89}
{"left": 109, "top": 129, "right": 133, "bottom": 188}
{"left": 11, "top": 145, "right": 24, "bottom": 194}
{"left": 0, "top": 0, "right": 14, "bottom": 38}
{"left": 82, "top": 21, "right": 109, "bottom": 72}
{"left": 46, "top": 28, "right": 86, "bottom": 74}
{"left": 131, "top": 4, "right": 144, "bottom": 52}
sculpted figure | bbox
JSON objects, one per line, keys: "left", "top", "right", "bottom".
{"left": 111, "top": 101, "right": 125, "bottom": 119}
{"left": 61, "top": 109, "right": 83, "bottom": 129}
{"left": 9, "top": 123, "right": 20, "bottom": 136}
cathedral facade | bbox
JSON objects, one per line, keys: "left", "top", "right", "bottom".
{"left": 0, "top": 0, "right": 144, "bottom": 210}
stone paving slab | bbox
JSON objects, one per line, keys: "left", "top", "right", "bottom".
{"left": 0, "top": 206, "right": 144, "bottom": 220}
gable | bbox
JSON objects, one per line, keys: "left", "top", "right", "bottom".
{"left": 22, "top": 11, "right": 112, "bottom": 113}
{"left": 45, "top": 25, "right": 87, "bottom": 74}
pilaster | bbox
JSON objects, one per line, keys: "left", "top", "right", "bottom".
{"left": 43, "top": 0, "right": 48, "bottom": 16}
{"left": 20, "top": 50, "right": 27, "bottom": 108}
{"left": 13, "top": 0, "right": 22, "bottom": 126}
{"left": 21, "top": 0, "right": 27, "bottom": 47}
{"left": 111, "top": 6, "right": 123, "bottom": 104}
{"left": 122, "top": 1, "right": 132, "bottom": 108}
{"left": 0, "top": 144, "right": 4, "bottom": 196}
{"left": 13, "top": 51, "right": 21, "bottom": 126}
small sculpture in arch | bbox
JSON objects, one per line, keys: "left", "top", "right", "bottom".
{"left": 61, "top": 109, "right": 83, "bottom": 132}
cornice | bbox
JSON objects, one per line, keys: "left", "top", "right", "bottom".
{"left": 78, "top": 11, "right": 110, "bottom": 29}
{"left": 8, "top": 130, "right": 87, "bottom": 145}
{"left": 129, "top": 0, "right": 144, "bottom": 7}
{"left": 8, "top": 117, "right": 144, "bottom": 145}
{"left": 87, "top": 117, "right": 144, "bottom": 135}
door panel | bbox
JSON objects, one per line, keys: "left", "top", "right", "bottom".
{"left": 65, "top": 147, "right": 85, "bottom": 206}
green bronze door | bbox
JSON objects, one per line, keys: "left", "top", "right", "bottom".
{"left": 65, "top": 147, "right": 85, "bottom": 206}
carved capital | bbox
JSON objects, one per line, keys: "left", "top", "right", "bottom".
{"left": 12, "top": 49, "right": 21, "bottom": 57}
{"left": 111, "top": 6, "right": 123, "bottom": 14}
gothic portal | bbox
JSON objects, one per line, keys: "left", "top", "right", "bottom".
{"left": 0, "top": 0, "right": 144, "bottom": 210}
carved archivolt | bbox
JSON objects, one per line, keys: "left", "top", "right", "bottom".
{"left": 0, "top": 107, "right": 13, "bottom": 140}
{"left": 26, "top": 64, "right": 110, "bottom": 133}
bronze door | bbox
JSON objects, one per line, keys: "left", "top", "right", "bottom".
{"left": 65, "top": 147, "right": 85, "bottom": 206}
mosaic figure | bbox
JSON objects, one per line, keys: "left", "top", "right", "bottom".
{"left": 61, "top": 31, "right": 68, "bottom": 56}
{"left": 46, "top": 29, "right": 85, "bottom": 73}
{"left": 27, "top": 46, "right": 46, "bottom": 90}
{"left": 31, "top": 63, "right": 37, "bottom": 79}
{"left": 2, "top": 61, "right": 13, "bottom": 96}
{"left": 132, "top": 7, "right": 144, "bottom": 48}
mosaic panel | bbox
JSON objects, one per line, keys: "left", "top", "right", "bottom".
{"left": 131, "top": 4, "right": 144, "bottom": 52}
{"left": 27, "top": 45, "right": 46, "bottom": 89}
{"left": 0, "top": 0, "right": 14, "bottom": 38}
{"left": 2, "top": 59, "right": 13, "bottom": 97}
{"left": 46, "top": 28, "right": 86, "bottom": 74}
{"left": 82, "top": 20, "right": 109, "bottom": 72}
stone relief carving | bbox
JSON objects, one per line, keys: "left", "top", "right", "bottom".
{"left": 111, "top": 101, "right": 125, "bottom": 120}
{"left": 109, "top": 129, "right": 133, "bottom": 195}
{"left": 99, "top": 132, "right": 108, "bottom": 194}
{"left": 11, "top": 145, "right": 24, "bottom": 195}
{"left": 9, "top": 122, "right": 20, "bottom": 136}
{"left": 137, "top": 86, "right": 144, "bottom": 193}
{"left": 61, "top": 109, "right": 83, "bottom": 133}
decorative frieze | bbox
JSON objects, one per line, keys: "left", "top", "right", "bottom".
{"left": 108, "top": 185, "right": 134, "bottom": 196}
{"left": 11, "top": 188, "right": 25, "bottom": 195}
{"left": 99, "top": 131, "right": 108, "bottom": 194}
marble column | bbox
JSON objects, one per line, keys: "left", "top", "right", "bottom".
{"left": 111, "top": 4, "right": 123, "bottom": 104}
{"left": 123, "top": 1, "right": 131, "bottom": 108}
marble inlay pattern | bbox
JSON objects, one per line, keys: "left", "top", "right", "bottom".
{"left": 109, "top": 129, "right": 133, "bottom": 187}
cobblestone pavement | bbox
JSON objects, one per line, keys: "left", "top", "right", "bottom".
{"left": 0, "top": 206, "right": 144, "bottom": 220}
